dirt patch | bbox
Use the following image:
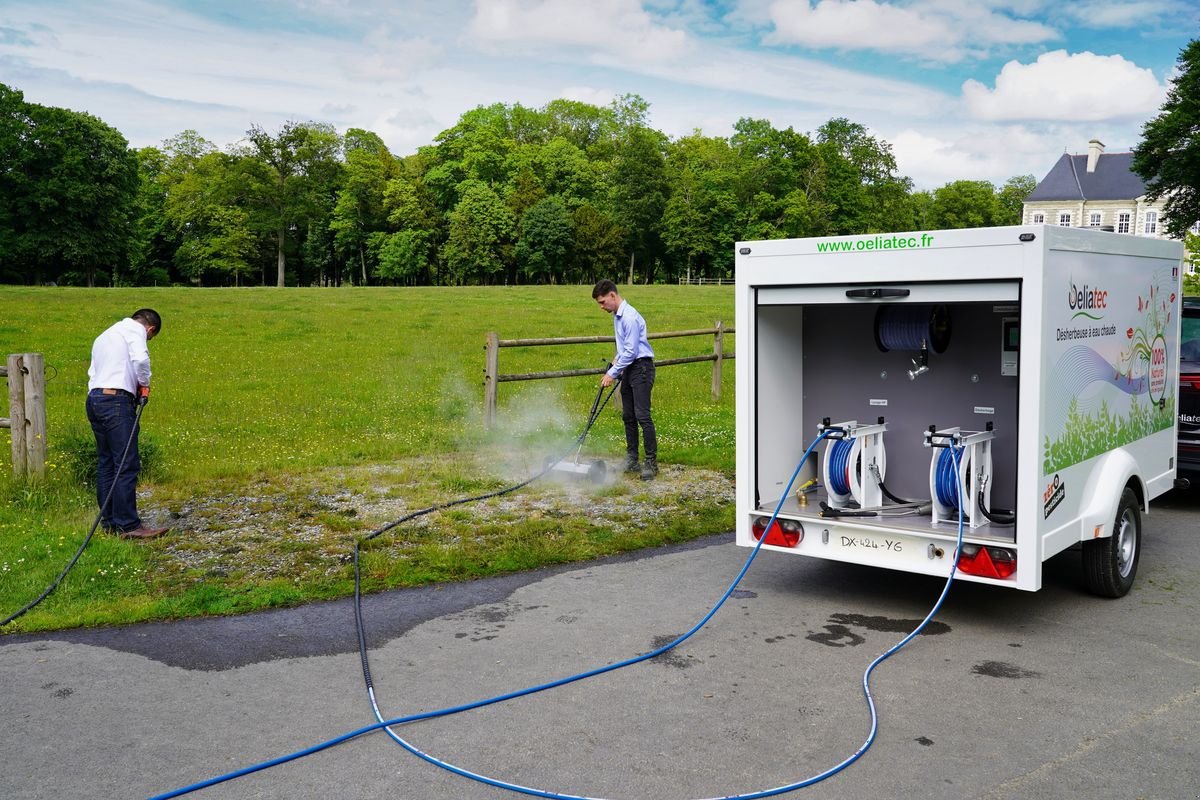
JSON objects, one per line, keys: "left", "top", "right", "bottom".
{"left": 141, "top": 454, "right": 734, "bottom": 587}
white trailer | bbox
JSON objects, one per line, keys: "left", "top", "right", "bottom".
{"left": 735, "top": 225, "right": 1185, "bottom": 596}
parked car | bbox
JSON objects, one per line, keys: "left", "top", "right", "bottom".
{"left": 1180, "top": 296, "right": 1200, "bottom": 486}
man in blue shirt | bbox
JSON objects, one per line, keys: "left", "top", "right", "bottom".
{"left": 593, "top": 280, "right": 657, "bottom": 480}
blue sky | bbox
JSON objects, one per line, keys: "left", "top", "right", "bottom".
{"left": 0, "top": 0, "right": 1195, "bottom": 189}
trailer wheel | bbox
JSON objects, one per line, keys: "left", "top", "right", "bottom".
{"left": 1082, "top": 487, "right": 1141, "bottom": 598}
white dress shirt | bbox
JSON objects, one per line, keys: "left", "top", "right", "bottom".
{"left": 87, "top": 318, "right": 151, "bottom": 394}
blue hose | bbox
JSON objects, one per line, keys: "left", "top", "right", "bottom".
{"left": 151, "top": 435, "right": 964, "bottom": 800}
{"left": 826, "top": 437, "right": 855, "bottom": 497}
{"left": 934, "top": 446, "right": 964, "bottom": 509}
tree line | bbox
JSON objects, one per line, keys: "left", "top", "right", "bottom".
{"left": 2, "top": 83, "right": 1036, "bottom": 287}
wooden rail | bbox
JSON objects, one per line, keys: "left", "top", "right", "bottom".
{"left": 2, "top": 354, "right": 48, "bottom": 479}
{"left": 483, "top": 323, "right": 733, "bottom": 428}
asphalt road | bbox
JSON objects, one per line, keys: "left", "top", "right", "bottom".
{"left": 2, "top": 490, "right": 1198, "bottom": 800}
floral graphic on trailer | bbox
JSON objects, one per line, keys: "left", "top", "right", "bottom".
{"left": 1043, "top": 280, "right": 1176, "bottom": 474}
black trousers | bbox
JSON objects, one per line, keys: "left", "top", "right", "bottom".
{"left": 620, "top": 358, "right": 656, "bottom": 460}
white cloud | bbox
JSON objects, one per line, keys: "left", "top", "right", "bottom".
{"left": 466, "top": 0, "right": 693, "bottom": 62}
{"left": 763, "top": 0, "right": 1058, "bottom": 61}
{"left": 1059, "top": 0, "right": 1190, "bottom": 28}
{"left": 342, "top": 27, "right": 442, "bottom": 82}
{"left": 766, "top": 0, "right": 953, "bottom": 51}
{"left": 963, "top": 50, "right": 1167, "bottom": 121}
{"left": 558, "top": 86, "right": 617, "bottom": 107}
{"left": 888, "top": 124, "right": 1052, "bottom": 189}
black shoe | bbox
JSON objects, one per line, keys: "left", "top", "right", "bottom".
{"left": 623, "top": 455, "right": 641, "bottom": 474}
{"left": 640, "top": 457, "right": 658, "bottom": 481}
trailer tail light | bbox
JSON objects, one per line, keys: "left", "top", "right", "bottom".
{"left": 751, "top": 517, "right": 803, "bottom": 547}
{"left": 956, "top": 544, "right": 1016, "bottom": 579}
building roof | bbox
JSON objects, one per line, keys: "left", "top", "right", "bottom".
{"left": 1025, "top": 151, "right": 1147, "bottom": 202}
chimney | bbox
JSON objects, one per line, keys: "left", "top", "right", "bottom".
{"left": 1086, "top": 139, "right": 1105, "bottom": 173}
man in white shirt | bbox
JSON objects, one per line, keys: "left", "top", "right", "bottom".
{"left": 86, "top": 309, "right": 170, "bottom": 539}
{"left": 593, "top": 280, "right": 658, "bottom": 480}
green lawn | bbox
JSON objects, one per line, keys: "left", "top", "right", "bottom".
{"left": 0, "top": 286, "right": 736, "bottom": 632}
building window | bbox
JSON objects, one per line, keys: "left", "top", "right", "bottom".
{"left": 1145, "top": 211, "right": 1158, "bottom": 235}
{"left": 1032, "top": 212, "right": 1045, "bottom": 224}
{"left": 1117, "top": 212, "right": 1131, "bottom": 234}
{"left": 1191, "top": 221, "right": 1200, "bottom": 235}
{"left": 1088, "top": 212, "right": 1102, "bottom": 227}
{"left": 1058, "top": 212, "right": 1072, "bottom": 227}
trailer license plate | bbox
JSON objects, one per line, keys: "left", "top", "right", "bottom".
{"left": 839, "top": 536, "right": 903, "bottom": 552}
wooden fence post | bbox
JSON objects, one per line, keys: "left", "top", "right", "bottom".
{"left": 483, "top": 332, "right": 499, "bottom": 430}
{"left": 711, "top": 321, "right": 725, "bottom": 401}
{"left": 6, "top": 354, "right": 28, "bottom": 478}
{"left": 21, "top": 353, "right": 46, "bottom": 478}
{"left": 3, "top": 354, "right": 47, "bottom": 479}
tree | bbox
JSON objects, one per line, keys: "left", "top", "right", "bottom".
{"left": 240, "top": 121, "right": 342, "bottom": 286}
{"left": 661, "top": 133, "right": 739, "bottom": 283}
{"left": 930, "top": 180, "right": 1001, "bottom": 229}
{"left": 515, "top": 195, "right": 574, "bottom": 284}
{"left": 1132, "top": 39, "right": 1200, "bottom": 239}
{"left": 0, "top": 84, "right": 34, "bottom": 282}
{"left": 330, "top": 128, "right": 398, "bottom": 285}
{"left": 162, "top": 150, "right": 255, "bottom": 284}
{"left": 996, "top": 175, "right": 1036, "bottom": 225}
{"left": 571, "top": 203, "right": 624, "bottom": 285}
{"left": 0, "top": 86, "right": 140, "bottom": 286}
{"left": 130, "top": 131, "right": 222, "bottom": 286}
{"left": 814, "top": 118, "right": 913, "bottom": 235}
{"left": 378, "top": 175, "right": 440, "bottom": 285}
{"left": 439, "top": 179, "right": 513, "bottom": 284}
{"left": 610, "top": 122, "right": 668, "bottom": 282}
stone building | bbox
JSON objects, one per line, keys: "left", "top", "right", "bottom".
{"left": 1022, "top": 139, "right": 1188, "bottom": 239}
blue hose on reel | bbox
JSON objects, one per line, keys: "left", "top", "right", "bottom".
{"left": 934, "top": 446, "right": 964, "bottom": 509}
{"left": 826, "top": 437, "right": 855, "bottom": 497}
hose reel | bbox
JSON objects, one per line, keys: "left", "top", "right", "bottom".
{"left": 819, "top": 418, "right": 887, "bottom": 510}
{"left": 925, "top": 424, "right": 995, "bottom": 528}
{"left": 875, "top": 305, "right": 951, "bottom": 380}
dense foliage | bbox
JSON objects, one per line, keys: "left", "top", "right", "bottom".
{"left": 1, "top": 84, "right": 1035, "bottom": 287}
{"left": 1133, "top": 38, "right": 1200, "bottom": 240}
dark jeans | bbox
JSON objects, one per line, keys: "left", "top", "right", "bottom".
{"left": 620, "top": 358, "right": 657, "bottom": 460}
{"left": 86, "top": 390, "right": 142, "bottom": 532}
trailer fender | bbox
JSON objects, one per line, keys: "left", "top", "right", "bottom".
{"left": 1076, "top": 449, "right": 1146, "bottom": 542}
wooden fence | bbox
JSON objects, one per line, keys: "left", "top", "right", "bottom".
{"left": 1, "top": 353, "right": 48, "bottom": 479}
{"left": 483, "top": 323, "right": 733, "bottom": 428}
{"left": 676, "top": 277, "right": 734, "bottom": 285}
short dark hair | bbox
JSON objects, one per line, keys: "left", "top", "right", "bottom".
{"left": 592, "top": 279, "right": 618, "bottom": 299}
{"left": 132, "top": 308, "right": 162, "bottom": 334}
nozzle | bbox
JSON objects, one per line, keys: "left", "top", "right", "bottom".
{"left": 907, "top": 363, "right": 930, "bottom": 380}
{"left": 907, "top": 340, "right": 930, "bottom": 381}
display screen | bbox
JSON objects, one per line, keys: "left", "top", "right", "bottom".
{"left": 1004, "top": 321, "right": 1019, "bottom": 350}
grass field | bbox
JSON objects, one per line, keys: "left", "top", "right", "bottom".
{"left": 0, "top": 286, "right": 736, "bottom": 632}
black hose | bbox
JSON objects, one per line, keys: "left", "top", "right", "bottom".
{"left": 2, "top": 400, "right": 147, "bottom": 627}
{"left": 977, "top": 490, "right": 1016, "bottom": 525}
{"left": 878, "top": 480, "right": 914, "bottom": 505}
{"left": 354, "top": 380, "right": 620, "bottom": 691}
